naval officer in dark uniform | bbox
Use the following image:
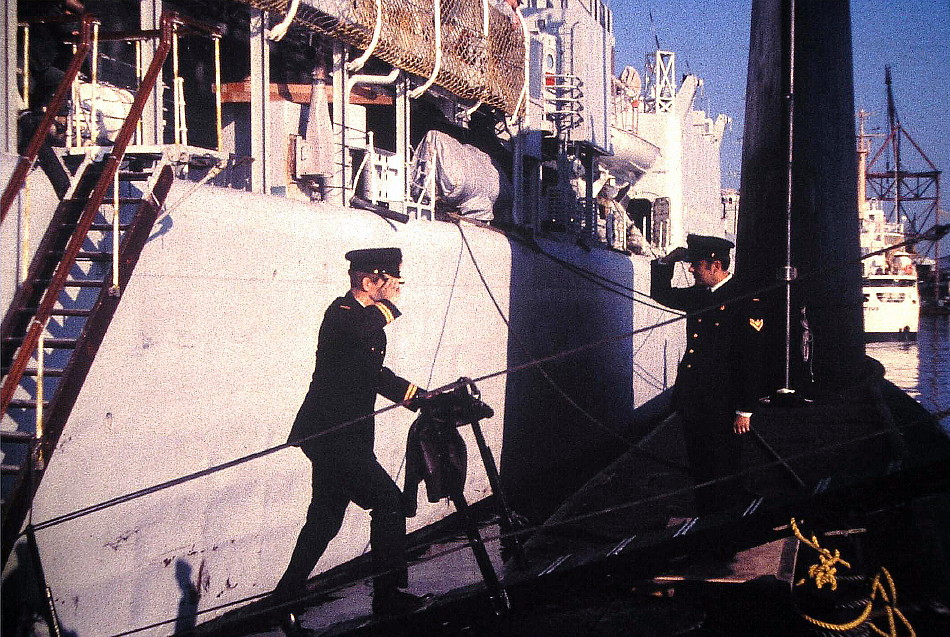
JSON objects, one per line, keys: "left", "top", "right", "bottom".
{"left": 274, "top": 248, "right": 428, "bottom": 624}
{"left": 650, "top": 234, "right": 766, "bottom": 515}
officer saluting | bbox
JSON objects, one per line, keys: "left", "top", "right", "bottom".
{"left": 275, "top": 248, "right": 429, "bottom": 629}
{"left": 650, "top": 234, "right": 766, "bottom": 515}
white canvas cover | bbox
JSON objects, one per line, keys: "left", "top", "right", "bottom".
{"left": 76, "top": 81, "right": 134, "bottom": 144}
{"left": 413, "top": 129, "right": 512, "bottom": 221}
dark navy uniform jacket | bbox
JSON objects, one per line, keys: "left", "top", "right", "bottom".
{"left": 650, "top": 261, "right": 767, "bottom": 420}
{"left": 288, "top": 291, "right": 419, "bottom": 457}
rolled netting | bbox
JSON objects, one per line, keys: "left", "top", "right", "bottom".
{"left": 240, "top": 0, "right": 524, "bottom": 114}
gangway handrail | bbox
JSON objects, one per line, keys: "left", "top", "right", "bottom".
{"left": 0, "top": 14, "right": 99, "bottom": 224}
{"left": 0, "top": 12, "right": 221, "bottom": 419}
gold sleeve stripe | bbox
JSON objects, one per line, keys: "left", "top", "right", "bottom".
{"left": 375, "top": 302, "right": 395, "bottom": 324}
{"left": 404, "top": 384, "right": 418, "bottom": 402}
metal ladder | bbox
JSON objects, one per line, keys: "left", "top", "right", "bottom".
{"left": 0, "top": 155, "right": 175, "bottom": 564}
{"left": 544, "top": 73, "right": 584, "bottom": 137}
{"left": 406, "top": 141, "right": 438, "bottom": 220}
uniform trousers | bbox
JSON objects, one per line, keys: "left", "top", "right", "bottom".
{"left": 679, "top": 410, "right": 744, "bottom": 516}
{"left": 275, "top": 452, "right": 407, "bottom": 602}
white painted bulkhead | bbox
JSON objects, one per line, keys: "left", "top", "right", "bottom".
{"left": 5, "top": 177, "right": 684, "bottom": 636}
{"left": 630, "top": 75, "right": 733, "bottom": 244}
{"left": 1, "top": 155, "right": 60, "bottom": 311}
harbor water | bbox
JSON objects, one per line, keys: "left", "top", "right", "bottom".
{"left": 866, "top": 313, "right": 950, "bottom": 435}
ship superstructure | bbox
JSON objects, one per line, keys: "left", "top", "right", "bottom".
{"left": 859, "top": 197, "right": 920, "bottom": 340}
{"left": 857, "top": 110, "right": 921, "bottom": 340}
{"left": 1, "top": 1, "right": 734, "bottom": 635}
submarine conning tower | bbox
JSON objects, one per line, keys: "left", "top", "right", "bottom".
{"left": 737, "top": 0, "right": 864, "bottom": 393}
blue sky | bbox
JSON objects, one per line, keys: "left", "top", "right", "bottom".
{"left": 610, "top": 0, "right": 950, "bottom": 221}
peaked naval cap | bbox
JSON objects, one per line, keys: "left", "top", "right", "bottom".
{"left": 345, "top": 247, "right": 402, "bottom": 278}
{"left": 685, "top": 234, "right": 734, "bottom": 264}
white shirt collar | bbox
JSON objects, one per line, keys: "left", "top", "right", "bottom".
{"left": 710, "top": 272, "right": 733, "bottom": 293}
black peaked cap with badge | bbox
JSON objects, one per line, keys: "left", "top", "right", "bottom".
{"left": 685, "top": 234, "right": 734, "bottom": 264}
{"left": 345, "top": 247, "right": 402, "bottom": 278}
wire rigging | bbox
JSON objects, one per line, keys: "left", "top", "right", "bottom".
{"left": 456, "top": 222, "right": 639, "bottom": 449}
{"left": 27, "top": 221, "right": 950, "bottom": 535}
{"left": 23, "top": 218, "right": 950, "bottom": 637}
{"left": 26, "top": 219, "right": 949, "bottom": 536}
{"left": 445, "top": 214, "right": 677, "bottom": 314}
{"left": 426, "top": 240, "right": 466, "bottom": 389}
{"left": 377, "top": 239, "right": 466, "bottom": 557}
{"left": 517, "top": 232, "right": 678, "bottom": 313}
{"left": 27, "top": 278, "right": 695, "bottom": 535}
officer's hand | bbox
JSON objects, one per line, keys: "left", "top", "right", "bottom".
{"left": 379, "top": 275, "right": 402, "bottom": 302}
{"left": 733, "top": 414, "right": 751, "bottom": 435}
{"left": 661, "top": 246, "right": 690, "bottom": 264}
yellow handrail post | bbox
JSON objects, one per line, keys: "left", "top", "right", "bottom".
{"left": 135, "top": 39, "right": 144, "bottom": 144}
{"left": 35, "top": 324, "right": 45, "bottom": 447}
{"left": 68, "top": 43, "right": 78, "bottom": 148}
{"left": 90, "top": 22, "right": 100, "bottom": 145}
{"left": 21, "top": 25, "right": 30, "bottom": 111}
{"left": 172, "top": 29, "right": 181, "bottom": 145}
{"left": 111, "top": 169, "right": 120, "bottom": 294}
{"left": 214, "top": 36, "right": 222, "bottom": 152}
{"left": 19, "top": 174, "right": 31, "bottom": 285}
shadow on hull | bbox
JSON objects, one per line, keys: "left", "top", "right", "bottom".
{"left": 501, "top": 240, "right": 637, "bottom": 523}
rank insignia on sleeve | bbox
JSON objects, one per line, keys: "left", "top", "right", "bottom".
{"left": 750, "top": 318, "right": 764, "bottom": 331}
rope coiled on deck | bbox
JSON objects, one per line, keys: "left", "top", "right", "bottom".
{"left": 791, "top": 518, "right": 916, "bottom": 637}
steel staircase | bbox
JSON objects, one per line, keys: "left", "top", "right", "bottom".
{"left": 0, "top": 159, "right": 173, "bottom": 526}
{"left": 0, "top": 11, "right": 220, "bottom": 566}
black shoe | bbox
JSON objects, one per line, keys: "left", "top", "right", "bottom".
{"left": 279, "top": 611, "right": 307, "bottom": 637}
{"left": 371, "top": 589, "right": 431, "bottom": 616}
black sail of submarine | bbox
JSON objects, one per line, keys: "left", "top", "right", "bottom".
{"left": 736, "top": 0, "right": 864, "bottom": 393}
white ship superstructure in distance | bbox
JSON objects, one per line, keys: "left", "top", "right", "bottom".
{"left": 859, "top": 198, "right": 920, "bottom": 340}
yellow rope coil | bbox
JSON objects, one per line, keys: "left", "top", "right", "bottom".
{"left": 790, "top": 518, "right": 916, "bottom": 637}
{"left": 791, "top": 517, "right": 851, "bottom": 591}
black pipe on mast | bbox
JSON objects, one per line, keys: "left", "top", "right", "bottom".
{"left": 737, "top": 0, "right": 864, "bottom": 392}
{"left": 782, "top": 0, "right": 795, "bottom": 392}
{"left": 885, "top": 66, "right": 902, "bottom": 226}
